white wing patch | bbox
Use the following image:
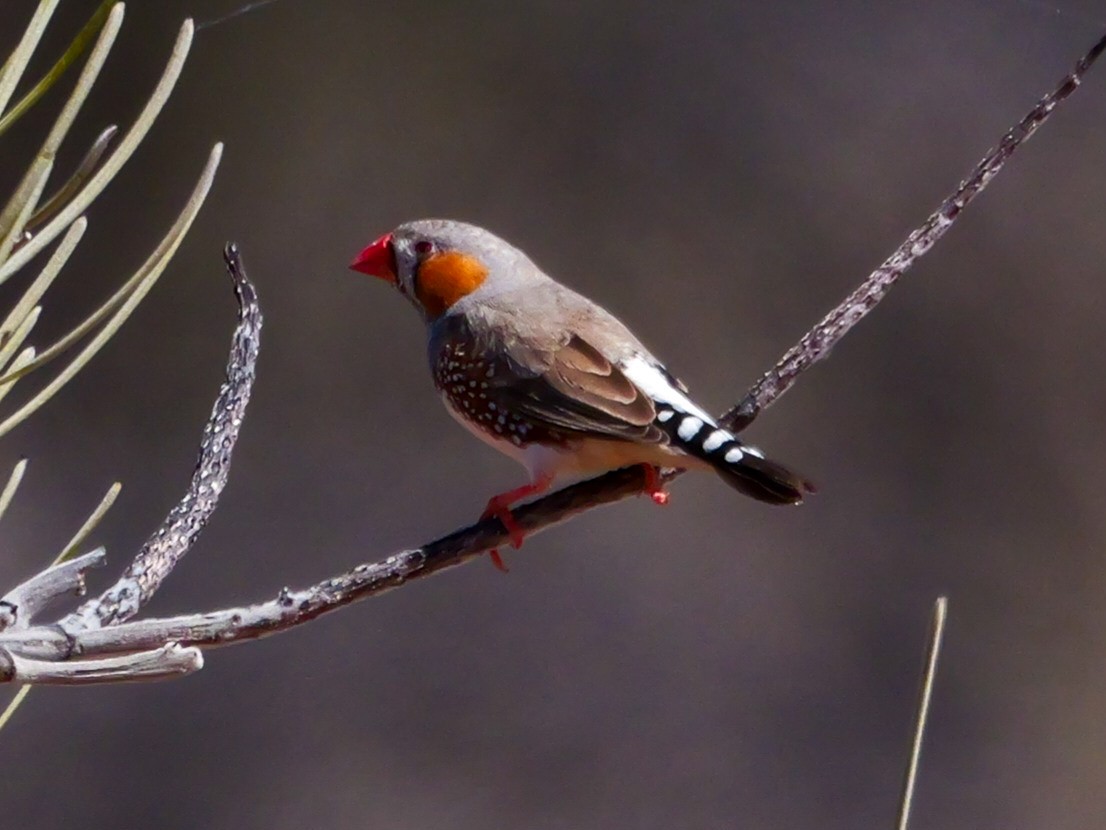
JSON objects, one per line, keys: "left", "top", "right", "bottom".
{"left": 620, "top": 355, "right": 715, "bottom": 423}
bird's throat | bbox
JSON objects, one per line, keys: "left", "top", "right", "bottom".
{"left": 415, "top": 252, "right": 489, "bottom": 318}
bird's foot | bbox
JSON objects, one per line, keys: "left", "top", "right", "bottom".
{"left": 480, "top": 475, "right": 554, "bottom": 570}
{"left": 487, "top": 549, "right": 510, "bottom": 573}
{"left": 641, "top": 464, "right": 669, "bottom": 506}
{"left": 482, "top": 501, "right": 527, "bottom": 548}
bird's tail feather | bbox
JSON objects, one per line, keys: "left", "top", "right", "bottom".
{"left": 714, "top": 452, "right": 810, "bottom": 505}
{"left": 654, "top": 406, "right": 809, "bottom": 505}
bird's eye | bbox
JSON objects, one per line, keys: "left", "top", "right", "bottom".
{"left": 414, "top": 240, "right": 433, "bottom": 256}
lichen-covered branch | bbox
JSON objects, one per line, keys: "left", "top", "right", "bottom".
{"left": 721, "top": 30, "right": 1106, "bottom": 433}
{"left": 0, "top": 247, "right": 259, "bottom": 681}
{"left": 60, "top": 245, "right": 261, "bottom": 632}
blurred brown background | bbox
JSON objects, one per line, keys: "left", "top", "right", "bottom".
{"left": 3, "top": 1, "right": 1106, "bottom": 827}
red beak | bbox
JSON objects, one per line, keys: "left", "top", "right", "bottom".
{"left": 350, "top": 232, "right": 396, "bottom": 282}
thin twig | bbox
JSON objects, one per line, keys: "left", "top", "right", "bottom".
{"left": 0, "top": 686, "right": 31, "bottom": 731}
{"left": 0, "top": 549, "right": 105, "bottom": 632}
{"left": 0, "top": 309, "right": 39, "bottom": 375}
{"left": 0, "top": 157, "right": 52, "bottom": 266}
{"left": 0, "top": 345, "right": 37, "bottom": 406}
{"left": 721, "top": 31, "right": 1106, "bottom": 432}
{"left": 896, "top": 597, "right": 948, "bottom": 830}
{"left": 60, "top": 243, "right": 262, "bottom": 632}
{"left": 0, "top": 0, "right": 62, "bottom": 119}
{"left": 195, "top": 0, "right": 283, "bottom": 32}
{"left": 0, "top": 217, "right": 86, "bottom": 366}
{"left": 0, "top": 642, "right": 201, "bottom": 685}
{"left": 54, "top": 483, "right": 121, "bottom": 563}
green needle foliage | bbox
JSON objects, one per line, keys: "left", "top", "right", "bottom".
{"left": 0, "top": 2, "right": 223, "bottom": 732}
{"left": 0, "top": 1, "right": 115, "bottom": 138}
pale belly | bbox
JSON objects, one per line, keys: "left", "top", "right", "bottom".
{"left": 439, "top": 393, "right": 706, "bottom": 484}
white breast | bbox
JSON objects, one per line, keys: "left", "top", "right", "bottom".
{"left": 440, "top": 392, "right": 527, "bottom": 459}
{"left": 440, "top": 391, "right": 701, "bottom": 485}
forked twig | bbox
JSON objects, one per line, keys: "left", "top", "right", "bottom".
{"left": 0, "top": 245, "right": 259, "bottom": 679}
{"left": 0, "top": 550, "right": 105, "bottom": 631}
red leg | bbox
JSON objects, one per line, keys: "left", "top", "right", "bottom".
{"left": 481, "top": 474, "right": 554, "bottom": 570}
{"left": 641, "top": 464, "right": 669, "bottom": 506}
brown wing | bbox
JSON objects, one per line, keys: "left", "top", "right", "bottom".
{"left": 429, "top": 306, "right": 669, "bottom": 444}
{"left": 491, "top": 333, "right": 666, "bottom": 443}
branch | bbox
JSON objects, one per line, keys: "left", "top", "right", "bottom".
{"left": 0, "top": 642, "right": 201, "bottom": 685}
{"left": 722, "top": 30, "right": 1106, "bottom": 432}
{"left": 59, "top": 244, "right": 261, "bottom": 632}
{"left": 0, "top": 549, "right": 105, "bottom": 631}
{"left": 66, "top": 468, "right": 650, "bottom": 657}
{"left": 0, "top": 32, "right": 1102, "bottom": 679}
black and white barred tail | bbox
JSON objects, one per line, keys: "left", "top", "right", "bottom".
{"left": 654, "top": 405, "right": 808, "bottom": 505}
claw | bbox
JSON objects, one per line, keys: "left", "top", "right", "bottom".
{"left": 479, "top": 474, "right": 554, "bottom": 571}
{"left": 641, "top": 464, "right": 669, "bottom": 506}
{"left": 488, "top": 549, "right": 509, "bottom": 573}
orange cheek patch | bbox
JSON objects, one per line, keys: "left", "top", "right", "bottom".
{"left": 415, "top": 252, "right": 489, "bottom": 318}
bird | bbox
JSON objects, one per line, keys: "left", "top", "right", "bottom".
{"left": 350, "top": 219, "right": 810, "bottom": 570}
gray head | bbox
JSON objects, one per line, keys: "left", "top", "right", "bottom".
{"left": 349, "top": 219, "right": 547, "bottom": 322}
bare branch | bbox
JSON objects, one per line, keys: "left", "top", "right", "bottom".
{"left": 722, "top": 31, "right": 1106, "bottom": 432}
{"left": 72, "top": 29, "right": 1094, "bottom": 657}
{"left": 0, "top": 643, "right": 201, "bottom": 685}
{"left": 63, "top": 470, "right": 647, "bottom": 656}
{"left": 59, "top": 244, "right": 261, "bottom": 632}
{"left": 0, "top": 550, "right": 105, "bottom": 632}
